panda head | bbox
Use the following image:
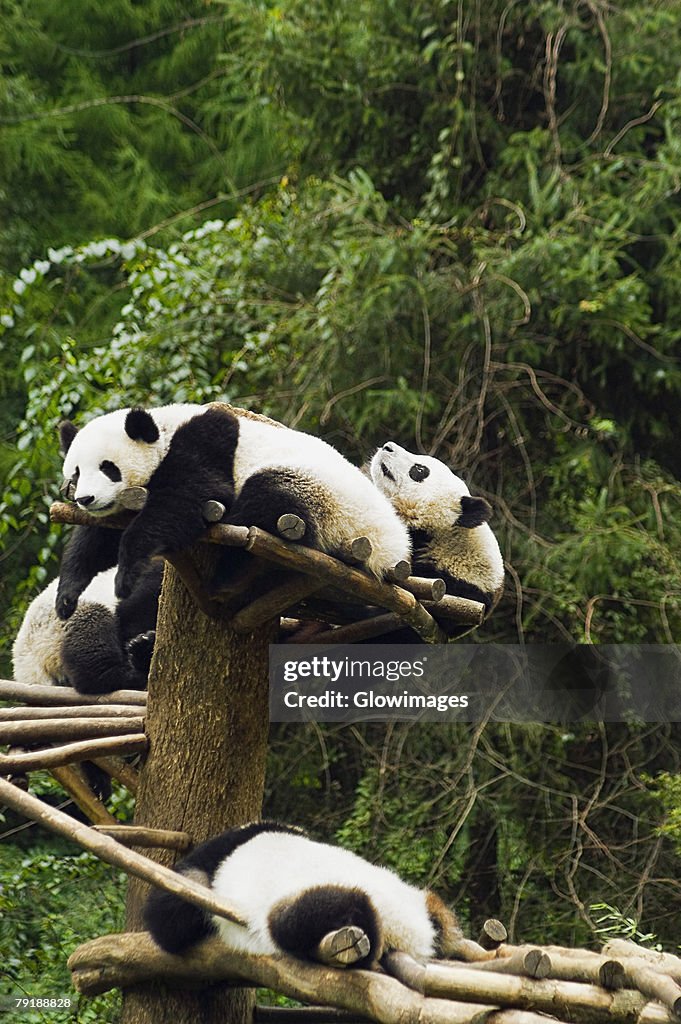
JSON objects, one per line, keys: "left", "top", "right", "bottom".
{"left": 370, "top": 442, "right": 492, "bottom": 531}
{"left": 59, "top": 408, "right": 164, "bottom": 516}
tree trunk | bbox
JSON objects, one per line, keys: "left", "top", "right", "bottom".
{"left": 121, "top": 546, "right": 275, "bottom": 1024}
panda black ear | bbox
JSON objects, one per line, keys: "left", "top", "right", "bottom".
{"left": 125, "top": 408, "right": 160, "bottom": 444}
{"left": 59, "top": 420, "right": 79, "bottom": 454}
{"left": 456, "top": 495, "right": 492, "bottom": 529}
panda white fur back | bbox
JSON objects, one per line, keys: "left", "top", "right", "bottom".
{"left": 233, "top": 416, "right": 407, "bottom": 578}
{"left": 12, "top": 569, "right": 117, "bottom": 686}
{"left": 210, "top": 830, "right": 435, "bottom": 958}
{"left": 58, "top": 403, "right": 410, "bottom": 607}
{"left": 370, "top": 442, "right": 504, "bottom": 613}
{"left": 144, "top": 821, "right": 484, "bottom": 967}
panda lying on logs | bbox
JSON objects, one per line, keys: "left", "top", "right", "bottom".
{"left": 12, "top": 562, "right": 161, "bottom": 694}
{"left": 144, "top": 821, "right": 491, "bottom": 968}
{"left": 56, "top": 403, "right": 411, "bottom": 614}
{"left": 369, "top": 442, "right": 504, "bottom": 639}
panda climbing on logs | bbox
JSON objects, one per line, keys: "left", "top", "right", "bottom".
{"left": 12, "top": 562, "right": 162, "bottom": 694}
{"left": 369, "top": 442, "right": 504, "bottom": 636}
{"left": 56, "top": 403, "right": 411, "bottom": 614}
{"left": 144, "top": 820, "right": 492, "bottom": 967}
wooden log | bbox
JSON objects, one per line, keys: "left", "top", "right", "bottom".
{"left": 254, "top": 1009, "right": 370, "bottom": 1022}
{"left": 0, "top": 679, "right": 147, "bottom": 707}
{"left": 119, "top": 487, "right": 149, "bottom": 511}
{"left": 602, "top": 941, "right": 681, "bottom": 982}
{"left": 0, "top": 704, "right": 147, "bottom": 721}
{"left": 93, "top": 826, "right": 192, "bottom": 852}
{"left": 286, "top": 614, "right": 405, "bottom": 645}
{"left": 233, "top": 527, "right": 446, "bottom": 644}
{"left": 51, "top": 501, "right": 136, "bottom": 531}
{"left": 440, "top": 950, "right": 550, "bottom": 982}
{"left": 381, "top": 951, "right": 426, "bottom": 993}
{"left": 483, "top": 949, "right": 623, "bottom": 990}
{"left": 315, "top": 926, "right": 371, "bottom": 967}
{"left": 0, "top": 734, "right": 147, "bottom": 771}
{"left": 338, "top": 537, "right": 373, "bottom": 566}
{"left": 0, "top": 716, "right": 144, "bottom": 744}
{"left": 120, "top": 540, "right": 275, "bottom": 1024}
{"left": 0, "top": 778, "right": 246, "bottom": 926}
{"left": 421, "top": 961, "right": 655, "bottom": 1021}
{"left": 203, "top": 500, "right": 226, "bottom": 522}
{"left": 479, "top": 921, "right": 508, "bottom": 951}
{"left": 212, "top": 555, "right": 271, "bottom": 597}
{"left": 385, "top": 559, "right": 411, "bottom": 583}
{"left": 231, "top": 576, "right": 324, "bottom": 633}
{"left": 50, "top": 764, "right": 119, "bottom": 826}
{"left": 68, "top": 932, "right": 507, "bottom": 1023}
{"left": 277, "top": 514, "right": 306, "bottom": 541}
{"left": 423, "top": 596, "right": 486, "bottom": 627}
{"left": 402, "top": 577, "right": 447, "bottom": 603}
{"left": 165, "top": 550, "right": 227, "bottom": 620}
{"left": 599, "top": 962, "right": 626, "bottom": 992}
{"left": 91, "top": 756, "right": 140, "bottom": 794}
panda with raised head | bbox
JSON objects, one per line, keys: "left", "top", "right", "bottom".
{"left": 12, "top": 561, "right": 161, "bottom": 693}
{"left": 56, "top": 403, "right": 410, "bottom": 614}
{"left": 370, "top": 442, "right": 504, "bottom": 627}
{"left": 144, "top": 821, "right": 489, "bottom": 967}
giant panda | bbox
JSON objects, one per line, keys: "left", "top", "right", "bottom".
{"left": 144, "top": 821, "right": 489, "bottom": 967}
{"left": 56, "top": 403, "right": 410, "bottom": 613}
{"left": 369, "top": 442, "right": 504, "bottom": 635}
{"left": 12, "top": 562, "right": 161, "bottom": 693}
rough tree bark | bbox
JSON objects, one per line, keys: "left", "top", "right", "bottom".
{"left": 120, "top": 545, "right": 276, "bottom": 1024}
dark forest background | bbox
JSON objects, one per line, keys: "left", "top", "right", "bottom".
{"left": 1, "top": 1, "right": 680, "bottom": 1019}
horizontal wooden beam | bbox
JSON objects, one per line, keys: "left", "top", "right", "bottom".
{"left": 0, "top": 679, "right": 147, "bottom": 707}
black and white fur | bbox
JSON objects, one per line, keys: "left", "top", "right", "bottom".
{"left": 144, "top": 821, "right": 481, "bottom": 967}
{"left": 370, "top": 443, "right": 504, "bottom": 619}
{"left": 57, "top": 404, "right": 410, "bottom": 613}
{"left": 12, "top": 562, "right": 161, "bottom": 693}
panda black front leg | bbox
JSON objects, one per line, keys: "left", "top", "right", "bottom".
{"left": 114, "top": 408, "right": 238, "bottom": 598}
{"left": 56, "top": 526, "right": 121, "bottom": 620}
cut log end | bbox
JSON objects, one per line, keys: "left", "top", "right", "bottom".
{"left": 339, "top": 536, "right": 373, "bottom": 565}
{"left": 386, "top": 559, "right": 411, "bottom": 583}
{"left": 523, "top": 948, "right": 551, "bottom": 979}
{"left": 314, "top": 926, "right": 371, "bottom": 968}
{"left": 277, "top": 514, "right": 306, "bottom": 541}
{"left": 478, "top": 919, "right": 508, "bottom": 950}
{"left": 203, "top": 500, "right": 227, "bottom": 523}
{"left": 599, "top": 959, "right": 626, "bottom": 990}
{"left": 119, "top": 486, "right": 149, "bottom": 511}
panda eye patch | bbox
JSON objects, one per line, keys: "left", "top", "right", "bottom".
{"left": 409, "top": 464, "right": 430, "bottom": 482}
{"left": 100, "top": 460, "right": 122, "bottom": 482}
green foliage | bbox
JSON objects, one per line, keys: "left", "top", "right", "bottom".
{"left": 591, "top": 903, "right": 660, "bottom": 948}
{"left": 0, "top": 834, "right": 124, "bottom": 1022}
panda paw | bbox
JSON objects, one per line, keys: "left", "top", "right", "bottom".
{"left": 314, "top": 926, "right": 371, "bottom": 968}
{"left": 127, "top": 631, "right": 156, "bottom": 673}
{"left": 55, "top": 588, "right": 79, "bottom": 620}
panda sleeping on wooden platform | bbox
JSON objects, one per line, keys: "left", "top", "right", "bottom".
{"left": 369, "top": 442, "right": 504, "bottom": 637}
{"left": 12, "top": 562, "right": 161, "bottom": 693}
{"left": 56, "top": 404, "right": 411, "bottom": 616}
{"left": 144, "top": 821, "right": 489, "bottom": 968}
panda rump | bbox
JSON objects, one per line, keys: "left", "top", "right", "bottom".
{"left": 143, "top": 821, "right": 465, "bottom": 967}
